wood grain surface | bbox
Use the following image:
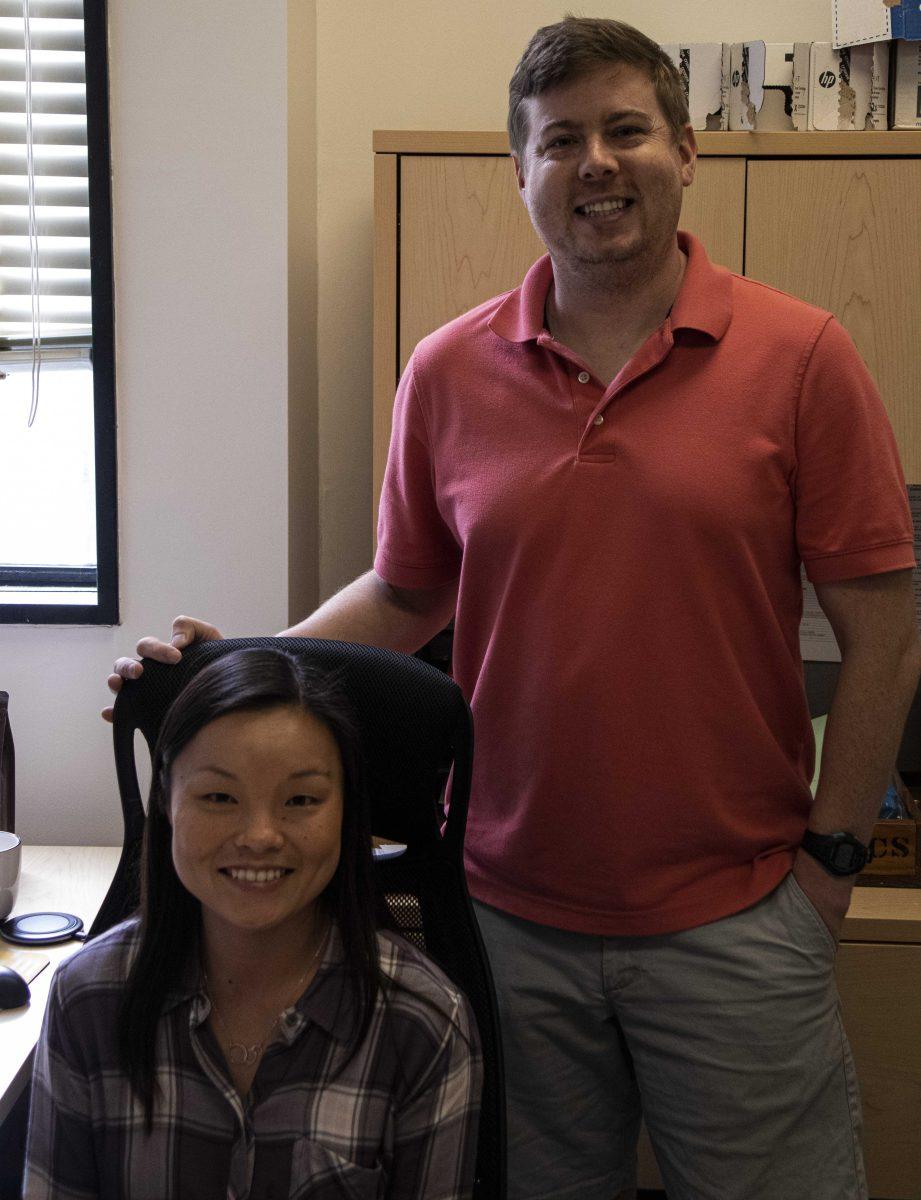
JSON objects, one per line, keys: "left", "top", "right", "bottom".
{"left": 398, "top": 156, "right": 744, "bottom": 369}
{"left": 0, "top": 845, "right": 118, "bottom": 1123}
{"left": 746, "top": 159, "right": 921, "bottom": 481}
{"left": 374, "top": 130, "right": 921, "bottom": 156}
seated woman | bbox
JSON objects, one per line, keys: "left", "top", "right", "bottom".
{"left": 24, "top": 648, "right": 482, "bottom": 1199}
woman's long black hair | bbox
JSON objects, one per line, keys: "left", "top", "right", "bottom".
{"left": 116, "top": 648, "right": 382, "bottom": 1123}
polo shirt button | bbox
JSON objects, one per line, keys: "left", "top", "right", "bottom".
{"left": 577, "top": 371, "right": 590, "bottom": 384}
{"left": 593, "top": 414, "right": 604, "bottom": 425}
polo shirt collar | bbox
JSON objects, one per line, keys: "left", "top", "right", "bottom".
{"left": 670, "top": 231, "right": 733, "bottom": 341}
{"left": 489, "top": 254, "right": 554, "bottom": 342}
{"left": 488, "top": 230, "right": 733, "bottom": 345}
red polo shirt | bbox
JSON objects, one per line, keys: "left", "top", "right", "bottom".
{"left": 375, "top": 233, "right": 914, "bottom": 936}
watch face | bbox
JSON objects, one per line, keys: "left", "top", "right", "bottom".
{"left": 829, "top": 841, "right": 865, "bottom": 873}
{"left": 831, "top": 844, "right": 856, "bottom": 870}
{"left": 803, "top": 830, "right": 868, "bottom": 875}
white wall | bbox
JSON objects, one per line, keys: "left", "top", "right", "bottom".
{"left": 2, "top": 0, "right": 294, "bottom": 845}
{"left": 2, "top": 0, "right": 834, "bottom": 845}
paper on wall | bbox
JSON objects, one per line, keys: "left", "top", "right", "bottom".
{"left": 833, "top": 0, "right": 892, "bottom": 48}
{"left": 800, "top": 572, "right": 841, "bottom": 662}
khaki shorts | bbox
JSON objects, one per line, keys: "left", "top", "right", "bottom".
{"left": 475, "top": 875, "right": 866, "bottom": 1200}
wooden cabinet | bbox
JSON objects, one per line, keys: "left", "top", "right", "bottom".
{"left": 373, "top": 130, "right": 921, "bottom": 1198}
{"left": 397, "top": 154, "right": 745, "bottom": 368}
{"left": 745, "top": 158, "right": 921, "bottom": 482}
{"left": 374, "top": 130, "right": 921, "bottom": 511}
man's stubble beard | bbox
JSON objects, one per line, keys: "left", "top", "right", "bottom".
{"left": 561, "top": 237, "right": 670, "bottom": 293}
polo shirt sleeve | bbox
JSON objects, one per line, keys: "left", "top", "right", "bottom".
{"left": 374, "top": 355, "right": 462, "bottom": 589}
{"left": 794, "top": 316, "right": 915, "bottom": 584}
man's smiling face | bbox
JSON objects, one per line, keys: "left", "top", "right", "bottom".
{"left": 513, "top": 61, "right": 696, "bottom": 284}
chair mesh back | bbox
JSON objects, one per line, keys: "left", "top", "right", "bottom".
{"left": 94, "top": 638, "right": 505, "bottom": 1199}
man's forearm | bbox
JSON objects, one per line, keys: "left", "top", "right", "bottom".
{"left": 277, "top": 569, "right": 457, "bottom": 655}
{"left": 811, "top": 635, "right": 921, "bottom": 843}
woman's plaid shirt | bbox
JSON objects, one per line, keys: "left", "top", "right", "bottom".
{"left": 24, "top": 918, "right": 482, "bottom": 1199}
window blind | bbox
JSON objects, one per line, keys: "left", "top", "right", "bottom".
{"left": 0, "top": 0, "right": 89, "bottom": 348}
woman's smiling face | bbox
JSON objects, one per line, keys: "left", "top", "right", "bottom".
{"left": 167, "top": 704, "right": 343, "bottom": 943}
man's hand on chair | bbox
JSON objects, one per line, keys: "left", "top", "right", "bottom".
{"left": 102, "top": 615, "right": 224, "bottom": 722}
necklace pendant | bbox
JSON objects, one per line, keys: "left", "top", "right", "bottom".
{"left": 228, "top": 1040, "right": 261, "bottom": 1066}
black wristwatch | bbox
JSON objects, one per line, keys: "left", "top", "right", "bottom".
{"left": 800, "top": 829, "right": 869, "bottom": 877}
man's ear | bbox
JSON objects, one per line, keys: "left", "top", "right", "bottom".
{"left": 678, "top": 123, "right": 697, "bottom": 189}
{"left": 512, "top": 153, "right": 526, "bottom": 193}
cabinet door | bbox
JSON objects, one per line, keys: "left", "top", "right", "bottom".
{"left": 745, "top": 160, "right": 921, "bottom": 482}
{"left": 837, "top": 942, "right": 921, "bottom": 1200}
{"left": 399, "top": 155, "right": 746, "bottom": 371}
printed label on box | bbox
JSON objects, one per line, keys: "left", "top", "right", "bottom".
{"left": 792, "top": 42, "right": 810, "bottom": 129}
{"left": 720, "top": 43, "right": 731, "bottom": 129}
{"left": 808, "top": 42, "right": 888, "bottom": 129}
{"left": 864, "top": 819, "right": 917, "bottom": 875}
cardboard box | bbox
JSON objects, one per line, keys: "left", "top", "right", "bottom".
{"left": 728, "top": 41, "right": 762, "bottom": 130}
{"left": 890, "top": 38, "right": 921, "bottom": 128}
{"left": 811, "top": 723, "right": 920, "bottom": 889}
{"left": 661, "top": 43, "right": 725, "bottom": 130}
{"left": 857, "top": 789, "right": 921, "bottom": 888}
{"left": 807, "top": 42, "right": 889, "bottom": 130}
{"left": 892, "top": 2, "right": 921, "bottom": 42}
{"left": 728, "top": 42, "right": 795, "bottom": 131}
{"left": 761, "top": 43, "right": 796, "bottom": 130}
{"left": 792, "top": 43, "right": 810, "bottom": 130}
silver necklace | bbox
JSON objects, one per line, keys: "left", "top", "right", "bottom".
{"left": 205, "top": 922, "right": 328, "bottom": 1068}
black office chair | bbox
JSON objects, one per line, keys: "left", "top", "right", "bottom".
{"left": 91, "top": 637, "right": 506, "bottom": 1200}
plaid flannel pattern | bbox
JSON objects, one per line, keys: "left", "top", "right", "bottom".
{"left": 24, "top": 919, "right": 482, "bottom": 1199}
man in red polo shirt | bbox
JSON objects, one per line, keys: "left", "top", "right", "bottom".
{"left": 112, "top": 18, "right": 920, "bottom": 1200}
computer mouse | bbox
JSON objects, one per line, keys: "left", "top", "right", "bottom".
{"left": 0, "top": 964, "right": 30, "bottom": 1009}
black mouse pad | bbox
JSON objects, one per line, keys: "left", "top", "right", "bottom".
{"left": 0, "top": 912, "right": 84, "bottom": 945}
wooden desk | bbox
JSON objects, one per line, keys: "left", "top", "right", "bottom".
{"left": 0, "top": 845, "right": 118, "bottom": 1123}
{"left": 638, "top": 887, "right": 921, "bottom": 1199}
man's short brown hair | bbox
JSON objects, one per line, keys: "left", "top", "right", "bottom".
{"left": 508, "top": 16, "right": 690, "bottom": 156}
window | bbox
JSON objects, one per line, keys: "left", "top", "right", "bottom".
{"left": 0, "top": 0, "right": 116, "bottom": 624}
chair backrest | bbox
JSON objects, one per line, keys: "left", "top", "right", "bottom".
{"left": 0, "top": 691, "right": 13, "bottom": 832}
{"left": 92, "top": 637, "right": 506, "bottom": 1200}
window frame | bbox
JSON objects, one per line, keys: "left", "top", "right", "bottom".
{"left": 0, "top": 0, "right": 117, "bottom": 626}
